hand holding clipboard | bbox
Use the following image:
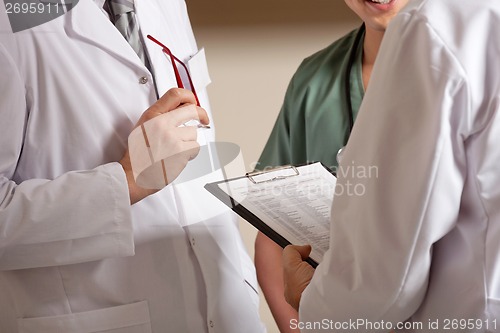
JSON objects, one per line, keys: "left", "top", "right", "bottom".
{"left": 205, "top": 162, "right": 337, "bottom": 267}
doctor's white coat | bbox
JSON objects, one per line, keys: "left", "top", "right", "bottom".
{"left": 0, "top": 1, "right": 265, "bottom": 332}
{"left": 299, "top": 1, "right": 500, "bottom": 332}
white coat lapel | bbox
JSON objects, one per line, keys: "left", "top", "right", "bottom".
{"left": 136, "top": 0, "right": 194, "bottom": 96}
{"left": 65, "top": 0, "right": 147, "bottom": 71}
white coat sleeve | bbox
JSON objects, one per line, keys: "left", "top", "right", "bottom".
{"left": 0, "top": 41, "right": 134, "bottom": 271}
{"left": 299, "top": 13, "right": 469, "bottom": 329}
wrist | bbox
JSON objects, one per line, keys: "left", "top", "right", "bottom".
{"left": 119, "top": 153, "right": 157, "bottom": 204}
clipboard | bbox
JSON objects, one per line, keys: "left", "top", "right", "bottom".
{"left": 205, "top": 162, "right": 337, "bottom": 268}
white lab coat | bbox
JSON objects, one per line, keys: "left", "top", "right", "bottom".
{"left": 300, "top": 0, "right": 500, "bottom": 332}
{"left": 0, "top": 1, "right": 265, "bottom": 332}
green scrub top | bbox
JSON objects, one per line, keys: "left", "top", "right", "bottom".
{"left": 257, "top": 27, "right": 365, "bottom": 173}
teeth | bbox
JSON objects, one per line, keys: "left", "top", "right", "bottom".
{"left": 371, "top": 0, "right": 391, "bottom": 4}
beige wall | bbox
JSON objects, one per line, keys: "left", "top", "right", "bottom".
{"left": 188, "top": 0, "right": 359, "bottom": 26}
{"left": 188, "top": 1, "right": 360, "bottom": 331}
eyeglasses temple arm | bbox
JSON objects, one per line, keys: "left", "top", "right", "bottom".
{"left": 146, "top": 35, "right": 200, "bottom": 107}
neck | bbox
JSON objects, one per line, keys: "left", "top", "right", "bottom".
{"left": 361, "top": 26, "right": 385, "bottom": 88}
{"left": 363, "top": 26, "right": 385, "bottom": 66}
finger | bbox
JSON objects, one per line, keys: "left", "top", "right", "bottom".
{"left": 196, "top": 106, "right": 209, "bottom": 125}
{"left": 180, "top": 141, "right": 201, "bottom": 161}
{"left": 174, "top": 126, "right": 197, "bottom": 142}
{"left": 149, "top": 88, "right": 197, "bottom": 116}
{"left": 283, "top": 245, "right": 312, "bottom": 265}
{"left": 168, "top": 105, "right": 209, "bottom": 127}
{"left": 282, "top": 245, "right": 304, "bottom": 267}
{"left": 296, "top": 245, "right": 312, "bottom": 260}
{"left": 161, "top": 141, "right": 199, "bottom": 176}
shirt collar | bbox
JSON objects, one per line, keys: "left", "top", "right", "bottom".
{"left": 96, "top": 0, "right": 136, "bottom": 8}
{"left": 94, "top": 0, "right": 106, "bottom": 9}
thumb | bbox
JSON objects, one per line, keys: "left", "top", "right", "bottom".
{"left": 283, "top": 244, "right": 312, "bottom": 266}
{"left": 295, "top": 245, "right": 312, "bottom": 260}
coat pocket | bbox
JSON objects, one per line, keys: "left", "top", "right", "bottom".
{"left": 187, "top": 47, "right": 211, "bottom": 94}
{"left": 17, "top": 300, "right": 152, "bottom": 333}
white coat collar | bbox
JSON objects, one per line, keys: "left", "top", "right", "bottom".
{"left": 67, "top": 0, "right": 176, "bottom": 92}
{"left": 93, "top": 0, "right": 106, "bottom": 9}
{"left": 65, "top": 0, "right": 146, "bottom": 71}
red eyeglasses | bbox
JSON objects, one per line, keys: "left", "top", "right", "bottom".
{"left": 147, "top": 34, "right": 200, "bottom": 107}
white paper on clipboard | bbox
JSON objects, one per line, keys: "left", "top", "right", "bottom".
{"left": 207, "top": 162, "right": 337, "bottom": 265}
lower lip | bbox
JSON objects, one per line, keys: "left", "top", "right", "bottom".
{"left": 365, "top": 0, "right": 396, "bottom": 11}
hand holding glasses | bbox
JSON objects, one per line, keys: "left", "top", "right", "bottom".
{"left": 147, "top": 34, "right": 210, "bottom": 129}
{"left": 124, "top": 35, "right": 212, "bottom": 191}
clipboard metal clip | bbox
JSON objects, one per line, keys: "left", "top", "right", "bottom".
{"left": 246, "top": 165, "right": 299, "bottom": 184}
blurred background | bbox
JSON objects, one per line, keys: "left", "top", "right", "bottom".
{"left": 187, "top": 1, "right": 360, "bottom": 331}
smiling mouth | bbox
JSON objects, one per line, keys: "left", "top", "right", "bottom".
{"left": 369, "top": 0, "right": 392, "bottom": 4}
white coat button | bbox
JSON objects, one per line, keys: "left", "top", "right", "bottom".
{"left": 209, "top": 320, "right": 214, "bottom": 328}
{"left": 139, "top": 76, "right": 148, "bottom": 84}
{"left": 191, "top": 237, "right": 195, "bottom": 246}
